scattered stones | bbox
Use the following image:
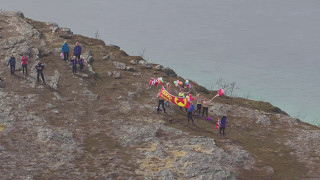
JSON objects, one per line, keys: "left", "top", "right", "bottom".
{"left": 87, "top": 56, "right": 94, "bottom": 63}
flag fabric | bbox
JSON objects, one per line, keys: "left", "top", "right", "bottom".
{"left": 159, "top": 87, "right": 190, "bottom": 109}
{"left": 216, "top": 118, "right": 221, "bottom": 130}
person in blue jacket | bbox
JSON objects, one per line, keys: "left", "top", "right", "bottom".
{"left": 187, "top": 102, "right": 195, "bottom": 125}
{"left": 61, "top": 40, "right": 70, "bottom": 61}
{"left": 73, "top": 42, "right": 82, "bottom": 60}
{"left": 219, "top": 115, "right": 227, "bottom": 137}
{"left": 7, "top": 54, "right": 16, "bottom": 75}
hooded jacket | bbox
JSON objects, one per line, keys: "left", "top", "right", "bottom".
{"left": 8, "top": 57, "right": 16, "bottom": 66}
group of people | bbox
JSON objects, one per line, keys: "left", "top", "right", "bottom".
{"left": 62, "top": 41, "right": 86, "bottom": 74}
{"left": 7, "top": 41, "right": 86, "bottom": 84}
{"left": 157, "top": 82, "right": 227, "bottom": 137}
{"left": 7, "top": 54, "right": 46, "bottom": 84}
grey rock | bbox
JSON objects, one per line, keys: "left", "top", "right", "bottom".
{"left": 155, "top": 64, "right": 163, "bottom": 71}
{"left": 37, "top": 128, "right": 54, "bottom": 142}
{"left": 87, "top": 56, "right": 94, "bottom": 63}
{"left": 45, "top": 103, "right": 56, "bottom": 109}
{"left": 162, "top": 67, "right": 177, "bottom": 77}
{"left": 125, "top": 66, "right": 135, "bottom": 72}
{"left": 60, "top": 28, "right": 73, "bottom": 35}
{"left": 133, "top": 72, "right": 141, "bottom": 76}
{"left": 49, "top": 70, "right": 60, "bottom": 90}
{"left": 113, "top": 61, "right": 126, "bottom": 70}
{"left": 130, "top": 60, "right": 137, "bottom": 65}
{"left": 113, "top": 71, "right": 121, "bottom": 79}
{"left": 0, "top": 11, "right": 24, "bottom": 18}
{"left": 103, "top": 56, "right": 110, "bottom": 60}
{"left": 81, "top": 89, "right": 98, "bottom": 100}
{"left": 144, "top": 63, "right": 152, "bottom": 69}
{"left": 138, "top": 60, "right": 147, "bottom": 65}
{"left": 82, "top": 51, "right": 92, "bottom": 59}
{"left": 128, "top": 91, "right": 136, "bottom": 98}
{"left": 107, "top": 71, "right": 113, "bottom": 77}
{"left": 32, "top": 48, "right": 40, "bottom": 56}
{"left": 256, "top": 114, "right": 270, "bottom": 125}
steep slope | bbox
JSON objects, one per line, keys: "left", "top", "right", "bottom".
{"left": 0, "top": 11, "right": 319, "bottom": 179}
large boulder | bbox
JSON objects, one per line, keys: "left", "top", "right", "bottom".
{"left": 162, "top": 67, "right": 177, "bottom": 77}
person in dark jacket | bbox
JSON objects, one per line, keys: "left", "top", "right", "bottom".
{"left": 35, "top": 60, "right": 46, "bottom": 84}
{"left": 61, "top": 40, "right": 70, "bottom": 61}
{"left": 21, "top": 54, "right": 28, "bottom": 75}
{"left": 187, "top": 102, "right": 195, "bottom": 125}
{"left": 79, "top": 56, "right": 85, "bottom": 70}
{"left": 73, "top": 42, "right": 82, "bottom": 60}
{"left": 219, "top": 116, "right": 227, "bottom": 137}
{"left": 7, "top": 55, "right": 16, "bottom": 75}
{"left": 70, "top": 56, "right": 78, "bottom": 74}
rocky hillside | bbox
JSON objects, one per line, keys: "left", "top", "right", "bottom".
{"left": 0, "top": 11, "right": 319, "bottom": 179}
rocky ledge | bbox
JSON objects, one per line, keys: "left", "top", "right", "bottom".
{"left": 0, "top": 11, "right": 319, "bottom": 179}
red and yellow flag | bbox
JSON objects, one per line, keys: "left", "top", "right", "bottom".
{"left": 159, "top": 87, "right": 190, "bottom": 109}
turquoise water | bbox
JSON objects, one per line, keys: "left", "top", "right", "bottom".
{"left": 3, "top": 0, "right": 320, "bottom": 124}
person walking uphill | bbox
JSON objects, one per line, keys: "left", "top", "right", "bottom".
{"left": 73, "top": 42, "right": 82, "bottom": 60}
{"left": 35, "top": 60, "right": 46, "bottom": 85}
{"left": 61, "top": 40, "right": 70, "bottom": 61}
{"left": 21, "top": 54, "right": 28, "bottom": 75}
{"left": 157, "top": 89, "right": 166, "bottom": 113}
{"left": 187, "top": 102, "right": 195, "bottom": 125}
{"left": 7, "top": 55, "right": 16, "bottom": 75}
{"left": 70, "top": 56, "right": 78, "bottom": 74}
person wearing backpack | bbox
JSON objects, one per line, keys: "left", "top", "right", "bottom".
{"left": 7, "top": 54, "right": 16, "bottom": 75}
{"left": 21, "top": 54, "right": 28, "bottom": 75}
{"left": 61, "top": 40, "right": 70, "bottom": 61}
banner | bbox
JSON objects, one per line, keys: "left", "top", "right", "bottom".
{"left": 159, "top": 87, "right": 190, "bottom": 109}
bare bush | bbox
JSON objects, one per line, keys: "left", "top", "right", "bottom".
{"left": 215, "top": 78, "right": 239, "bottom": 96}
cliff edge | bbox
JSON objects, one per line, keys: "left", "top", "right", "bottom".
{"left": 0, "top": 11, "right": 319, "bottom": 179}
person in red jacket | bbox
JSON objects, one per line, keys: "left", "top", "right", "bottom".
{"left": 21, "top": 54, "right": 28, "bottom": 75}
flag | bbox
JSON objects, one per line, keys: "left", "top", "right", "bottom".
{"left": 159, "top": 87, "right": 190, "bottom": 109}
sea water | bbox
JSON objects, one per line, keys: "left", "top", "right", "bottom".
{"left": 2, "top": 0, "right": 320, "bottom": 125}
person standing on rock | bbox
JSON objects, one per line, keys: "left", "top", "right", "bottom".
{"left": 219, "top": 115, "right": 227, "bottom": 137}
{"left": 35, "top": 60, "right": 46, "bottom": 85}
{"left": 79, "top": 56, "right": 85, "bottom": 71}
{"left": 73, "top": 42, "right": 82, "bottom": 60}
{"left": 7, "top": 54, "right": 16, "bottom": 75}
{"left": 187, "top": 102, "right": 195, "bottom": 125}
{"left": 202, "top": 98, "right": 210, "bottom": 118}
{"left": 21, "top": 54, "right": 28, "bottom": 75}
{"left": 196, "top": 93, "right": 202, "bottom": 115}
{"left": 61, "top": 40, "right": 70, "bottom": 61}
{"left": 70, "top": 56, "right": 78, "bottom": 74}
{"left": 157, "top": 89, "right": 166, "bottom": 113}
